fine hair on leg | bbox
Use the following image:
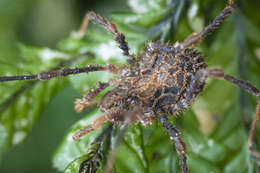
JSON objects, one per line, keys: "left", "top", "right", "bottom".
{"left": 159, "top": 114, "right": 188, "bottom": 173}
{"left": 75, "top": 82, "right": 110, "bottom": 112}
{"left": 177, "top": 0, "right": 234, "bottom": 50}
{"left": 0, "top": 65, "right": 108, "bottom": 82}
{"left": 73, "top": 11, "right": 136, "bottom": 65}
{"left": 73, "top": 115, "right": 108, "bottom": 141}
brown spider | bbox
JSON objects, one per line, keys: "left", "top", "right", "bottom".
{"left": 0, "top": 0, "right": 260, "bottom": 172}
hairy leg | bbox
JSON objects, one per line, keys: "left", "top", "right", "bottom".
{"left": 73, "top": 115, "right": 108, "bottom": 141}
{"left": 207, "top": 68, "right": 260, "bottom": 158}
{"left": 0, "top": 64, "right": 116, "bottom": 82}
{"left": 177, "top": 0, "right": 234, "bottom": 50}
{"left": 73, "top": 11, "right": 136, "bottom": 65}
{"left": 75, "top": 82, "right": 109, "bottom": 112}
{"left": 159, "top": 114, "right": 188, "bottom": 173}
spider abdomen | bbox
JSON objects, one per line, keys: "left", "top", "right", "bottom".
{"left": 135, "top": 41, "right": 207, "bottom": 115}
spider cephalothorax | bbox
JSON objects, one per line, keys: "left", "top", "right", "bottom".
{"left": 1, "top": 0, "right": 260, "bottom": 173}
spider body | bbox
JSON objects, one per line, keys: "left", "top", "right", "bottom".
{"left": 100, "top": 41, "right": 207, "bottom": 127}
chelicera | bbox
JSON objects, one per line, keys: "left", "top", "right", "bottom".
{"left": 1, "top": 0, "right": 260, "bottom": 172}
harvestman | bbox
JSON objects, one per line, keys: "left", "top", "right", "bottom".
{"left": 0, "top": 0, "right": 259, "bottom": 172}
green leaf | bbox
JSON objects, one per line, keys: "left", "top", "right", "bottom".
{"left": 63, "top": 141, "right": 107, "bottom": 173}
{"left": 224, "top": 145, "right": 248, "bottom": 173}
{"left": 0, "top": 44, "right": 70, "bottom": 153}
{"left": 183, "top": 110, "right": 227, "bottom": 163}
{"left": 142, "top": 122, "right": 177, "bottom": 173}
{"left": 0, "top": 78, "right": 67, "bottom": 153}
{"left": 127, "top": 0, "right": 171, "bottom": 14}
{"left": 188, "top": 155, "right": 221, "bottom": 173}
{"left": 112, "top": 5, "right": 175, "bottom": 28}
{"left": 64, "top": 155, "right": 89, "bottom": 173}
{"left": 53, "top": 109, "right": 107, "bottom": 171}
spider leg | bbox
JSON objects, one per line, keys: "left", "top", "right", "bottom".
{"left": 0, "top": 64, "right": 113, "bottom": 82}
{"left": 73, "top": 114, "right": 108, "bottom": 141}
{"left": 178, "top": 0, "right": 234, "bottom": 50}
{"left": 159, "top": 114, "right": 188, "bottom": 173}
{"left": 73, "top": 11, "right": 136, "bottom": 65}
{"left": 75, "top": 82, "right": 110, "bottom": 112}
{"left": 207, "top": 68, "right": 260, "bottom": 158}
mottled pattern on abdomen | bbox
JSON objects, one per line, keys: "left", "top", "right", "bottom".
{"left": 132, "top": 41, "right": 207, "bottom": 115}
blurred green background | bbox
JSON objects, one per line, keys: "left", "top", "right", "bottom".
{"left": 0, "top": 0, "right": 260, "bottom": 173}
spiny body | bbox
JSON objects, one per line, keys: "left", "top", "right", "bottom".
{"left": 99, "top": 41, "right": 207, "bottom": 126}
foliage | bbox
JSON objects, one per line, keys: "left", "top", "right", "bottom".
{"left": 0, "top": 0, "right": 260, "bottom": 172}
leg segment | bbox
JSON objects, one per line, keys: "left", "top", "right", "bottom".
{"left": 75, "top": 82, "right": 109, "bottom": 112}
{"left": 159, "top": 114, "right": 188, "bottom": 173}
{"left": 207, "top": 68, "right": 260, "bottom": 158}
{"left": 73, "top": 115, "right": 108, "bottom": 141}
{"left": 73, "top": 11, "right": 136, "bottom": 65}
{"left": 0, "top": 65, "right": 108, "bottom": 82}
{"left": 178, "top": 0, "right": 234, "bottom": 50}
